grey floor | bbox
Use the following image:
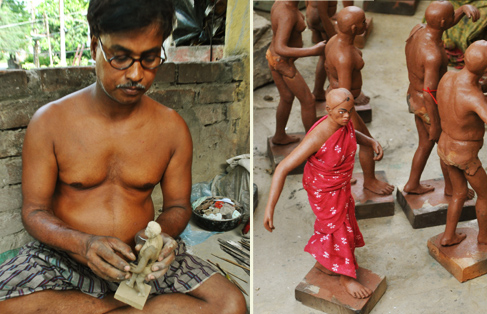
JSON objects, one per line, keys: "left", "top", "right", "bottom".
{"left": 253, "top": 1, "right": 487, "bottom": 313}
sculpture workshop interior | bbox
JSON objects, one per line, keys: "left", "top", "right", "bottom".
{"left": 0, "top": 0, "right": 250, "bottom": 312}
{"left": 254, "top": 0, "right": 487, "bottom": 313}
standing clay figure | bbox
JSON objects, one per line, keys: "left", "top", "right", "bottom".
{"left": 404, "top": 0, "right": 479, "bottom": 195}
{"left": 267, "top": 0, "right": 326, "bottom": 145}
{"left": 325, "top": 6, "right": 393, "bottom": 195}
{"left": 126, "top": 221, "right": 164, "bottom": 297}
{"left": 436, "top": 40, "right": 487, "bottom": 246}
{"left": 264, "top": 88, "right": 384, "bottom": 298}
{"left": 305, "top": 1, "right": 337, "bottom": 101}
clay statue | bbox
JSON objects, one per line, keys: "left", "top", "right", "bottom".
{"left": 126, "top": 221, "right": 164, "bottom": 296}
{"left": 267, "top": 0, "right": 326, "bottom": 145}
{"left": 404, "top": 0, "right": 479, "bottom": 195}
{"left": 436, "top": 40, "right": 487, "bottom": 246}
{"left": 305, "top": 1, "right": 337, "bottom": 101}
{"left": 264, "top": 88, "right": 384, "bottom": 299}
{"left": 325, "top": 6, "right": 394, "bottom": 195}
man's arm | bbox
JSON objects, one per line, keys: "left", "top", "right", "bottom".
{"left": 423, "top": 55, "right": 443, "bottom": 141}
{"left": 21, "top": 105, "right": 134, "bottom": 282}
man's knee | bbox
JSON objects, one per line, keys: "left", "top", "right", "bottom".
{"left": 218, "top": 286, "right": 247, "bottom": 314}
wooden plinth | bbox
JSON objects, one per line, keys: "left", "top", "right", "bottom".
{"left": 364, "top": 0, "right": 419, "bottom": 16}
{"left": 352, "top": 171, "right": 395, "bottom": 220}
{"left": 295, "top": 265, "right": 387, "bottom": 314}
{"left": 356, "top": 103, "right": 372, "bottom": 124}
{"left": 428, "top": 228, "right": 487, "bottom": 282}
{"left": 397, "top": 178, "right": 476, "bottom": 229}
{"left": 267, "top": 134, "right": 306, "bottom": 174}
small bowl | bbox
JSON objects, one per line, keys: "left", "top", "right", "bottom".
{"left": 192, "top": 196, "right": 244, "bottom": 232}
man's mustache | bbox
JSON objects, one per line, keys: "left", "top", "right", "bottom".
{"left": 117, "top": 82, "right": 146, "bottom": 90}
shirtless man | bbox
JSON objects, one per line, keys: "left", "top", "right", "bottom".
{"left": 0, "top": 1, "right": 246, "bottom": 313}
{"left": 325, "top": 6, "right": 394, "bottom": 195}
{"left": 404, "top": 1, "right": 479, "bottom": 195}
{"left": 305, "top": 1, "right": 337, "bottom": 101}
{"left": 267, "top": 0, "right": 326, "bottom": 145}
{"left": 436, "top": 40, "right": 487, "bottom": 247}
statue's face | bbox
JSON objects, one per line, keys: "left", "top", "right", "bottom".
{"left": 328, "top": 98, "right": 355, "bottom": 126}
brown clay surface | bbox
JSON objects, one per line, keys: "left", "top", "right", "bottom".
{"left": 267, "top": 133, "right": 306, "bottom": 174}
{"left": 428, "top": 227, "right": 487, "bottom": 282}
{"left": 352, "top": 171, "right": 395, "bottom": 219}
{"left": 397, "top": 178, "right": 476, "bottom": 229}
{"left": 295, "top": 265, "right": 387, "bottom": 314}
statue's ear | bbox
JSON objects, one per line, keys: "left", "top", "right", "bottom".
{"left": 440, "top": 18, "right": 446, "bottom": 28}
{"left": 351, "top": 24, "right": 357, "bottom": 35}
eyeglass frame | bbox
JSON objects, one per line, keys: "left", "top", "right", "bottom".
{"left": 97, "top": 37, "right": 166, "bottom": 70}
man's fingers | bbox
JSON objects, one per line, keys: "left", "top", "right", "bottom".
{"left": 109, "top": 239, "right": 136, "bottom": 261}
{"left": 146, "top": 252, "right": 175, "bottom": 281}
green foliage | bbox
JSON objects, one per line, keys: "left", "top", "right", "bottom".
{"left": 0, "top": 0, "right": 31, "bottom": 53}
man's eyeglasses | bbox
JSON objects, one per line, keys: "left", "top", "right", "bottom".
{"left": 98, "top": 38, "right": 166, "bottom": 70}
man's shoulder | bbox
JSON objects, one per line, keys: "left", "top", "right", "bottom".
{"left": 144, "top": 96, "right": 188, "bottom": 129}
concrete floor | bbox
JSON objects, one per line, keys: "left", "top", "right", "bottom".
{"left": 253, "top": 1, "right": 487, "bottom": 313}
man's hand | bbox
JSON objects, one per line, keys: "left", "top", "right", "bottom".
{"left": 135, "top": 232, "right": 177, "bottom": 281}
{"left": 84, "top": 235, "right": 136, "bottom": 282}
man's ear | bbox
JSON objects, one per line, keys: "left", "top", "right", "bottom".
{"left": 90, "top": 36, "right": 98, "bottom": 61}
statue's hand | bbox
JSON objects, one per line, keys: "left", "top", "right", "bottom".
{"left": 142, "top": 233, "right": 177, "bottom": 282}
{"left": 371, "top": 139, "right": 384, "bottom": 161}
{"left": 462, "top": 5, "right": 480, "bottom": 22}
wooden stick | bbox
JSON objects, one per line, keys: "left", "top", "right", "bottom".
{"left": 211, "top": 254, "right": 250, "bottom": 271}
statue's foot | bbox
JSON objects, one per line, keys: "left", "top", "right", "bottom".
{"left": 313, "top": 91, "right": 326, "bottom": 102}
{"left": 363, "top": 178, "right": 394, "bottom": 195}
{"left": 350, "top": 177, "right": 357, "bottom": 185}
{"left": 444, "top": 188, "right": 475, "bottom": 200}
{"left": 354, "top": 91, "right": 370, "bottom": 106}
{"left": 314, "top": 262, "right": 339, "bottom": 276}
{"left": 440, "top": 232, "right": 467, "bottom": 246}
{"left": 403, "top": 182, "right": 435, "bottom": 195}
{"left": 271, "top": 134, "right": 300, "bottom": 145}
{"left": 340, "top": 275, "right": 372, "bottom": 299}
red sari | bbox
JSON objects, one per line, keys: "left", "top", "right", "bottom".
{"left": 303, "top": 116, "right": 364, "bottom": 278}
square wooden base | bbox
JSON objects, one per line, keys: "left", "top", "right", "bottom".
{"left": 295, "top": 265, "right": 387, "bottom": 314}
{"left": 397, "top": 178, "right": 476, "bottom": 229}
{"left": 356, "top": 103, "right": 372, "bottom": 124}
{"left": 364, "top": 0, "right": 419, "bottom": 16}
{"left": 267, "top": 134, "right": 306, "bottom": 174}
{"left": 114, "top": 281, "right": 152, "bottom": 310}
{"left": 428, "top": 228, "right": 487, "bottom": 282}
{"left": 352, "top": 171, "right": 395, "bottom": 220}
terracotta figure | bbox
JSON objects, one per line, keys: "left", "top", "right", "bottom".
{"left": 325, "top": 6, "right": 394, "bottom": 195}
{"left": 267, "top": 0, "right": 326, "bottom": 145}
{"left": 404, "top": 0, "right": 479, "bottom": 195}
{"left": 0, "top": 0, "right": 246, "bottom": 312}
{"left": 264, "top": 88, "right": 384, "bottom": 299}
{"left": 305, "top": 1, "right": 337, "bottom": 101}
{"left": 126, "top": 221, "right": 164, "bottom": 297}
{"left": 436, "top": 40, "right": 487, "bottom": 246}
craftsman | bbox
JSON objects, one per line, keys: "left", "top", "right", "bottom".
{"left": 0, "top": 0, "right": 246, "bottom": 313}
{"left": 264, "top": 88, "right": 383, "bottom": 299}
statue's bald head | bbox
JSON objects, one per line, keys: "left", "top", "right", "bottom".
{"left": 425, "top": 1, "right": 454, "bottom": 30}
{"left": 336, "top": 6, "right": 366, "bottom": 35}
{"left": 326, "top": 88, "right": 354, "bottom": 111}
{"left": 465, "top": 40, "right": 487, "bottom": 76}
{"left": 145, "top": 221, "right": 162, "bottom": 239}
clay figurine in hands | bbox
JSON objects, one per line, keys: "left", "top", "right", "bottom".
{"left": 325, "top": 6, "right": 394, "bottom": 195}
{"left": 264, "top": 88, "right": 383, "bottom": 299}
{"left": 126, "top": 221, "right": 164, "bottom": 296}
{"left": 267, "top": 0, "right": 326, "bottom": 145}
{"left": 436, "top": 41, "right": 487, "bottom": 246}
{"left": 404, "top": 0, "right": 479, "bottom": 195}
{"left": 305, "top": 1, "right": 337, "bottom": 101}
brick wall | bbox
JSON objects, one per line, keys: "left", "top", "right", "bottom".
{"left": 0, "top": 56, "right": 249, "bottom": 253}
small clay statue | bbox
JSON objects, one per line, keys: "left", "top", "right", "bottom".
{"left": 404, "top": 0, "right": 479, "bottom": 195}
{"left": 305, "top": 1, "right": 337, "bottom": 101}
{"left": 325, "top": 6, "right": 394, "bottom": 195}
{"left": 264, "top": 88, "right": 384, "bottom": 299}
{"left": 267, "top": 0, "right": 326, "bottom": 145}
{"left": 436, "top": 40, "right": 487, "bottom": 246}
{"left": 126, "top": 221, "right": 163, "bottom": 296}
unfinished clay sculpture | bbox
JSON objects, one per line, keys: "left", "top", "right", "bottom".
{"left": 267, "top": 0, "right": 326, "bottom": 145}
{"left": 404, "top": 0, "right": 479, "bottom": 196}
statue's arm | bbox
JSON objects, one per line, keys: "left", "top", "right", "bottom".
{"left": 131, "top": 246, "right": 157, "bottom": 274}
{"left": 454, "top": 5, "right": 480, "bottom": 25}
{"left": 423, "top": 57, "right": 442, "bottom": 141}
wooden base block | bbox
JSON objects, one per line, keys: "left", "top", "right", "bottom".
{"left": 428, "top": 228, "right": 487, "bottom": 282}
{"left": 114, "top": 281, "right": 152, "bottom": 310}
{"left": 364, "top": 0, "right": 419, "bottom": 16}
{"left": 397, "top": 178, "right": 476, "bottom": 229}
{"left": 356, "top": 103, "right": 372, "bottom": 123}
{"left": 352, "top": 171, "right": 394, "bottom": 219}
{"left": 295, "top": 266, "right": 387, "bottom": 314}
{"left": 267, "top": 134, "right": 306, "bottom": 174}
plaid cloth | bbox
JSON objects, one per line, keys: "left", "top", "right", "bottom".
{"left": 0, "top": 239, "right": 217, "bottom": 300}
